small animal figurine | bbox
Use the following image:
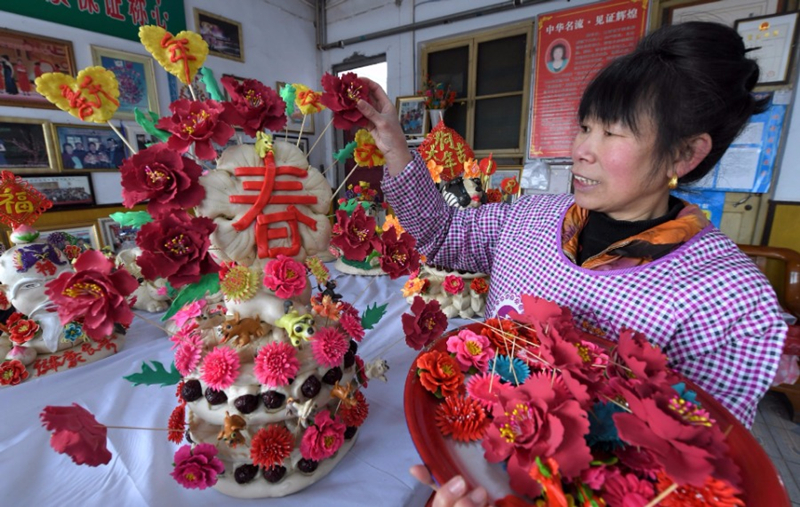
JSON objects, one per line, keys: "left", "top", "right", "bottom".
{"left": 285, "top": 397, "right": 316, "bottom": 430}
{"left": 318, "top": 280, "right": 343, "bottom": 303}
{"left": 275, "top": 310, "right": 316, "bottom": 346}
{"left": 365, "top": 358, "right": 390, "bottom": 383}
{"left": 220, "top": 311, "right": 266, "bottom": 347}
{"left": 331, "top": 381, "right": 357, "bottom": 408}
{"left": 217, "top": 411, "right": 247, "bottom": 447}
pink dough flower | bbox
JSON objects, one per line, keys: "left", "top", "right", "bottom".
{"left": 157, "top": 99, "right": 235, "bottom": 160}
{"left": 300, "top": 410, "right": 346, "bottom": 461}
{"left": 443, "top": 274, "right": 465, "bottom": 295}
{"left": 465, "top": 372, "right": 511, "bottom": 411}
{"left": 40, "top": 403, "right": 111, "bottom": 467}
{"left": 340, "top": 312, "right": 364, "bottom": 342}
{"left": 263, "top": 255, "right": 307, "bottom": 299}
{"left": 174, "top": 334, "right": 203, "bottom": 376}
{"left": 446, "top": 328, "right": 494, "bottom": 373}
{"left": 45, "top": 250, "right": 138, "bottom": 341}
{"left": 311, "top": 327, "right": 349, "bottom": 368}
{"left": 170, "top": 443, "right": 225, "bottom": 489}
{"left": 254, "top": 341, "right": 300, "bottom": 387}
{"left": 171, "top": 300, "right": 207, "bottom": 329}
{"left": 200, "top": 346, "right": 240, "bottom": 390}
{"left": 602, "top": 470, "right": 656, "bottom": 507}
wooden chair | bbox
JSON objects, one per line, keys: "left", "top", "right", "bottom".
{"left": 738, "top": 244, "right": 800, "bottom": 422}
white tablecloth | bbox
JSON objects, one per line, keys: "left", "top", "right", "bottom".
{"left": 0, "top": 266, "right": 444, "bottom": 506}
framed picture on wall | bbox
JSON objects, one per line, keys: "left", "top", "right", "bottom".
{"left": 91, "top": 46, "right": 159, "bottom": 120}
{"left": 36, "top": 222, "right": 101, "bottom": 250}
{"left": 97, "top": 217, "right": 138, "bottom": 253}
{"left": 396, "top": 96, "right": 428, "bottom": 138}
{"left": 21, "top": 173, "right": 95, "bottom": 209}
{"left": 53, "top": 123, "right": 128, "bottom": 171}
{"left": 0, "top": 116, "right": 57, "bottom": 173}
{"left": 194, "top": 9, "right": 245, "bottom": 62}
{"left": 736, "top": 12, "right": 799, "bottom": 85}
{"left": 664, "top": 0, "right": 780, "bottom": 27}
{"left": 0, "top": 28, "right": 77, "bottom": 110}
{"left": 167, "top": 71, "right": 214, "bottom": 102}
{"left": 489, "top": 167, "right": 523, "bottom": 202}
{"left": 124, "top": 123, "right": 156, "bottom": 152}
{"left": 277, "top": 81, "right": 316, "bottom": 134}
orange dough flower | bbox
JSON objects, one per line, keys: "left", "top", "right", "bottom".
{"left": 416, "top": 350, "right": 464, "bottom": 398}
{"left": 168, "top": 403, "right": 186, "bottom": 444}
{"left": 250, "top": 425, "right": 295, "bottom": 467}
{"left": 435, "top": 394, "right": 488, "bottom": 442}
{"left": 655, "top": 472, "right": 745, "bottom": 507}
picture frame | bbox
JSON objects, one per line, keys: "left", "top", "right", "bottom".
{"left": 53, "top": 123, "right": 128, "bottom": 171}
{"left": 35, "top": 222, "right": 101, "bottom": 250}
{"left": 396, "top": 96, "right": 429, "bottom": 138}
{"left": 124, "top": 123, "right": 156, "bottom": 152}
{"left": 0, "top": 116, "right": 57, "bottom": 173}
{"left": 489, "top": 167, "right": 524, "bottom": 202}
{"left": 91, "top": 46, "right": 159, "bottom": 120}
{"left": 277, "top": 81, "right": 316, "bottom": 134}
{"left": 20, "top": 173, "right": 95, "bottom": 210}
{"left": 194, "top": 8, "right": 244, "bottom": 62}
{"left": 168, "top": 71, "right": 213, "bottom": 102}
{"left": 664, "top": 0, "right": 780, "bottom": 27}
{"left": 0, "top": 28, "right": 77, "bottom": 110}
{"left": 735, "top": 11, "right": 799, "bottom": 85}
{"left": 97, "top": 217, "right": 138, "bottom": 253}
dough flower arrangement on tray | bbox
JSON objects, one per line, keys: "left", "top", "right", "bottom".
{"left": 406, "top": 295, "right": 749, "bottom": 507}
{"left": 34, "top": 25, "right": 398, "bottom": 498}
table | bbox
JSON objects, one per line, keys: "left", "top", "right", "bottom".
{"left": 0, "top": 266, "right": 443, "bottom": 506}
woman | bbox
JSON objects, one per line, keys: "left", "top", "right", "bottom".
{"left": 547, "top": 43, "right": 568, "bottom": 73}
{"left": 357, "top": 21, "right": 787, "bottom": 505}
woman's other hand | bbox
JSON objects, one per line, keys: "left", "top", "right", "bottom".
{"left": 357, "top": 78, "right": 413, "bottom": 176}
{"left": 410, "top": 465, "right": 490, "bottom": 507}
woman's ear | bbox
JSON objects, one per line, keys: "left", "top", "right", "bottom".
{"left": 675, "top": 133, "right": 712, "bottom": 178}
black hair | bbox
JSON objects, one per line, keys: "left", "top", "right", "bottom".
{"left": 550, "top": 43, "right": 566, "bottom": 60}
{"left": 578, "top": 22, "right": 767, "bottom": 184}
{"left": 62, "top": 142, "right": 73, "bottom": 151}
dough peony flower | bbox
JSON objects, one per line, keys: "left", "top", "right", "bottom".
{"left": 372, "top": 226, "right": 420, "bottom": 280}
{"left": 442, "top": 274, "right": 465, "bottom": 295}
{"left": 254, "top": 341, "right": 300, "bottom": 387}
{"left": 602, "top": 470, "right": 655, "bottom": 507}
{"left": 416, "top": 350, "right": 464, "bottom": 398}
{"left": 0, "top": 359, "right": 29, "bottom": 386}
{"left": 485, "top": 188, "right": 503, "bottom": 203}
{"left": 435, "top": 394, "right": 489, "bottom": 442}
{"left": 353, "top": 129, "right": 385, "bottom": 167}
{"left": 330, "top": 206, "right": 377, "bottom": 262}
{"left": 251, "top": 425, "right": 295, "bottom": 467}
{"left": 339, "top": 390, "right": 369, "bottom": 427}
{"left": 45, "top": 250, "right": 138, "bottom": 341}
{"left": 320, "top": 72, "right": 371, "bottom": 129}
{"left": 5, "top": 312, "right": 40, "bottom": 345}
{"left": 300, "top": 410, "right": 346, "bottom": 461}
{"left": 39, "top": 403, "right": 111, "bottom": 466}
{"left": 136, "top": 212, "right": 220, "bottom": 289}
{"left": 402, "top": 296, "right": 447, "bottom": 350}
{"left": 470, "top": 277, "right": 489, "bottom": 294}
{"left": 221, "top": 76, "right": 287, "bottom": 136}
{"left": 157, "top": 99, "right": 235, "bottom": 160}
{"left": 120, "top": 143, "right": 205, "bottom": 218}
{"left": 200, "top": 346, "right": 240, "bottom": 390}
{"left": 293, "top": 83, "right": 327, "bottom": 114}
{"left": 610, "top": 328, "right": 674, "bottom": 386}
{"left": 170, "top": 443, "right": 225, "bottom": 489}
{"left": 340, "top": 312, "right": 364, "bottom": 342}
{"left": 263, "top": 255, "right": 307, "bottom": 299}
{"left": 311, "top": 327, "right": 350, "bottom": 368}
{"left": 446, "top": 328, "right": 494, "bottom": 373}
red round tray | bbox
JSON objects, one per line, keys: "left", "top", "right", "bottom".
{"left": 404, "top": 323, "right": 791, "bottom": 505}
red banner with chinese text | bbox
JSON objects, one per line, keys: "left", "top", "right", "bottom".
{"left": 528, "top": 0, "right": 649, "bottom": 158}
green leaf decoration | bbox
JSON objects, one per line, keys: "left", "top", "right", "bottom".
{"left": 279, "top": 83, "right": 296, "bottom": 116}
{"left": 334, "top": 141, "right": 357, "bottom": 163}
{"left": 134, "top": 108, "right": 170, "bottom": 143}
{"left": 339, "top": 198, "right": 369, "bottom": 215}
{"left": 123, "top": 360, "right": 181, "bottom": 387}
{"left": 162, "top": 273, "right": 221, "bottom": 321}
{"left": 110, "top": 211, "right": 153, "bottom": 228}
{"left": 361, "top": 302, "right": 388, "bottom": 330}
{"left": 200, "top": 67, "right": 224, "bottom": 101}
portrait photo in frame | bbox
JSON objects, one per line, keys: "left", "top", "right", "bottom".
{"left": 53, "top": 123, "right": 128, "bottom": 171}
{"left": 91, "top": 46, "right": 159, "bottom": 120}
{"left": 0, "top": 116, "right": 57, "bottom": 173}
{"left": 396, "top": 96, "right": 428, "bottom": 138}
{"left": 0, "top": 28, "right": 76, "bottom": 109}
{"left": 35, "top": 222, "right": 101, "bottom": 250}
{"left": 736, "top": 11, "right": 799, "bottom": 85}
{"left": 277, "top": 81, "right": 316, "bottom": 134}
{"left": 97, "top": 217, "right": 138, "bottom": 253}
{"left": 194, "top": 9, "right": 244, "bottom": 62}
{"left": 21, "top": 173, "right": 95, "bottom": 210}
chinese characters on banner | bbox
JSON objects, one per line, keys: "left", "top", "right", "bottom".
{"left": 529, "top": 0, "right": 648, "bottom": 158}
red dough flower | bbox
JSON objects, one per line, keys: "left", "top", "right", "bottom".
{"left": 486, "top": 188, "right": 503, "bottom": 203}
{"left": 331, "top": 206, "right": 377, "bottom": 262}
{"left": 311, "top": 327, "right": 349, "bottom": 368}
{"left": 470, "top": 277, "right": 489, "bottom": 294}
{"left": 443, "top": 274, "right": 465, "bottom": 295}
{"left": 372, "top": 226, "right": 420, "bottom": 280}
{"left": 340, "top": 312, "right": 364, "bottom": 342}
{"left": 253, "top": 341, "right": 300, "bottom": 387}
{"left": 402, "top": 296, "right": 448, "bottom": 350}
{"left": 167, "top": 403, "right": 186, "bottom": 444}
{"left": 220, "top": 76, "right": 287, "bottom": 136}
{"left": 481, "top": 318, "right": 520, "bottom": 357}
{"left": 170, "top": 443, "right": 225, "bottom": 489}
{"left": 300, "top": 410, "right": 346, "bottom": 461}
{"left": 602, "top": 470, "right": 655, "bottom": 506}
{"left": 45, "top": 250, "right": 138, "bottom": 341}
{"left": 136, "top": 212, "right": 219, "bottom": 289}
{"left": 466, "top": 372, "right": 512, "bottom": 411}
{"left": 340, "top": 390, "right": 369, "bottom": 427}
{"left": 0, "top": 359, "right": 29, "bottom": 386}
{"left": 157, "top": 99, "right": 235, "bottom": 160}
{"left": 40, "top": 403, "right": 111, "bottom": 467}
{"left": 120, "top": 143, "right": 205, "bottom": 218}
{"left": 655, "top": 471, "right": 745, "bottom": 507}
{"left": 250, "top": 425, "right": 295, "bottom": 467}
{"left": 5, "top": 312, "right": 39, "bottom": 345}
{"left": 200, "top": 346, "right": 240, "bottom": 390}
{"left": 435, "top": 394, "right": 488, "bottom": 442}
{"left": 320, "top": 72, "right": 371, "bottom": 129}
{"left": 416, "top": 350, "right": 464, "bottom": 398}
{"left": 263, "top": 255, "right": 307, "bottom": 299}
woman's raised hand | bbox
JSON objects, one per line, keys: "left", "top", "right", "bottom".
{"left": 356, "top": 78, "right": 413, "bottom": 176}
{"left": 409, "top": 465, "right": 490, "bottom": 507}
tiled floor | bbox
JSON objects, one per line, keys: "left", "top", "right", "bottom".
{"left": 754, "top": 392, "right": 800, "bottom": 506}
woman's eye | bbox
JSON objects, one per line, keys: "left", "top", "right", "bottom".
{"left": 579, "top": 125, "right": 589, "bottom": 133}
{"left": 603, "top": 130, "right": 614, "bottom": 136}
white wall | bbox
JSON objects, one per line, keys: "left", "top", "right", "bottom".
{"left": 0, "top": 0, "right": 321, "bottom": 204}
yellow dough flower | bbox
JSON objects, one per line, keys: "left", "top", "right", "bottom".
{"left": 139, "top": 25, "right": 208, "bottom": 85}
{"left": 353, "top": 129, "right": 385, "bottom": 168}
{"left": 35, "top": 67, "right": 120, "bottom": 123}
{"left": 382, "top": 214, "right": 405, "bottom": 236}
{"left": 293, "top": 83, "right": 327, "bottom": 115}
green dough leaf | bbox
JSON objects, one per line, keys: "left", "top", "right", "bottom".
{"left": 134, "top": 108, "right": 170, "bottom": 143}
{"left": 110, "top": 211, "right": 153, "bottom": 228}
{"left": 334, "top": 141, "right": 357, "bottom": 163}
{"left": 162, "top": 273, "right": 221, "bottom": 321}
{"left": 200, "top": 67, "right": 224, "bottom": 101}
{"left": 123, "top": 361, "right": 181, "bottom": 387}
{"left": 361, "top": 302, "right": 388, "bottom": 330}
{"left": 279, "top": 83, "right": 296, "bottom": 116}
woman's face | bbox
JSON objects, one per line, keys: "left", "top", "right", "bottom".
{"left": 571, "top": 116, "right": 671, "bottom": 221}
{"left": 553, "top": 47, "right": 565, "bottom": 61}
